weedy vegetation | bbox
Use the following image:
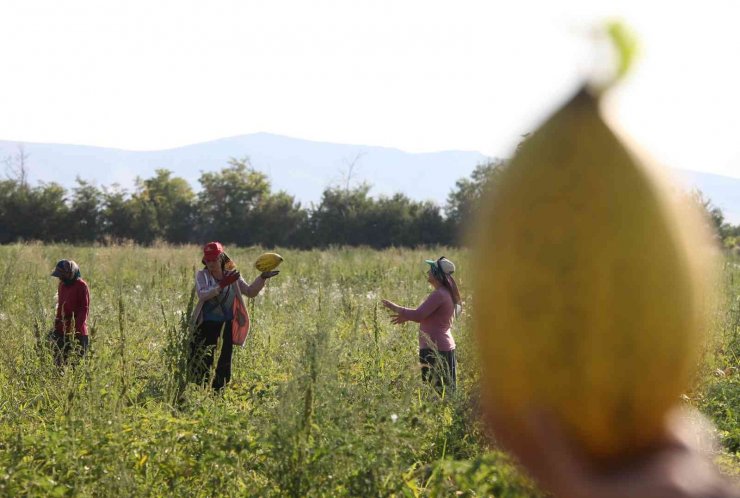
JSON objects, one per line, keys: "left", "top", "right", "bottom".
{"left": 0, "top": 244, "right": 737, "bottom": 496}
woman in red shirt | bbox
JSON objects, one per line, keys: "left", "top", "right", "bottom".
{"left": 382, "top": 257, "right": 462, "bottom": 394}
{"left": 50, "top": 259, "right": 90, "bottom": 366}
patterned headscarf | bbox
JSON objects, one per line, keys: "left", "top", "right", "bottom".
{"left": 51, "top": 260, "right": 81, "bottom": 285}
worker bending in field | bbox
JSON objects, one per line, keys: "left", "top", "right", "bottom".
{"left": 49, "top": 259, "right": 90, "bottom": 366}
{"left": 382, "top": 256, "right": 462, "bottom": 395}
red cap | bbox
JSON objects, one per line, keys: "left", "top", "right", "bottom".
{"left": 203, "top": 241, "right": 224, "bottom": 262}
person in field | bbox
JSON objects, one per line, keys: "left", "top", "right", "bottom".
{"left": 49, "top": 259, "right": 90, "bottom": 366}
{"left": 382, "top": 256, "right": 462, "bottom": 394}
{"left": 191, "top": 241, "right": 278, "bottom": 390}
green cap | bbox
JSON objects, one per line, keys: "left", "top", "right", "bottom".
{"left": 425, "top": 257, "right": 455, "bottom": 275}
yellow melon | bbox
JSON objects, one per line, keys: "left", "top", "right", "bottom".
{"left": 472, "top": 87, "right": 716, "bottom": 463}
{"left": 255, "top": 252, "right": 284, "bottom": 272}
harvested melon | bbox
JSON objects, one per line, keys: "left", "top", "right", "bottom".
{"left": 472, "top": 87, "right": 716, "bottom": 463}
{"left": 255, "top": 252, "right": 284, "bottom": 273}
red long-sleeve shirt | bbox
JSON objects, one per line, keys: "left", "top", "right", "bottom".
{"left": 55, "top": 279, "right": 90, "bottom": 335}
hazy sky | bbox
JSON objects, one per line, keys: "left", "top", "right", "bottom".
{"left": 1, "top": 0, "right": 739, "bottom": 179}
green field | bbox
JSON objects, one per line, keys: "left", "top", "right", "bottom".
{"left": 0, "top": 244, "right": 737, "bottom": 497}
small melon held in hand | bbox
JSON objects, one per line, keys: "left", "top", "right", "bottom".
{"left": 472, "top": 87, "right": 716, "bottom": 463}
{"left": 255, "top": 252, "right": 284, "bottom": 273}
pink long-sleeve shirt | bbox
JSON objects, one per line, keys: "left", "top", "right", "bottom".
{"left": 398, "top": 287, "right": 456, "bottom": 352}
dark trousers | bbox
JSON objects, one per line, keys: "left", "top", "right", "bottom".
{"left": 419, "top": 348, "right": 457, "bottom": 394}
{"left": 191, "top": 320, "right": 234, "bottom": 390}
{"left": 49, "top": 331, "right": 89, "bottom": 367}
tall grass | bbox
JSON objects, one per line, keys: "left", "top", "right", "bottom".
{"left": 693, "top": 254, "right": 740, "bottom": 474}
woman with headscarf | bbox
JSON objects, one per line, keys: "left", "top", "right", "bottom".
{"left": 50, "top": 259, "right": 90, "bottom": 366}
{"left": 382, "top": 256, "right": 462, "bottom": 394}
{"left": 191, "top": 241, "right": 279, "bottom": 390}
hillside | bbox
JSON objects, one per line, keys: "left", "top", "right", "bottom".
{"left": 1, "top": 133, "right": 737, "bottom": 221}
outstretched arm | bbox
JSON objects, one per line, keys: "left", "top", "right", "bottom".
{"left": 382, "top": 292, "right": 443, "bottom": 325}
{"left": 381, "top": 299, "right": 408, "bottom": 325}
{"left": 394, "top": 292, "right": 443, "bottom": 323}
{"left": 238, "top": 275, "right": 266, "bottom": 298}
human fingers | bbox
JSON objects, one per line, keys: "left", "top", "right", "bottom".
{"left": 219, "top": 271, "right": 240, "bottom": 288}
{"left": 519, "top": 409, "right": 738, "bottom": 498}
{"left": 480, "top": 406, "right": 591, "bottom": 498}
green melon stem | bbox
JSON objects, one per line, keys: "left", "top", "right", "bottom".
{"left": 591, "top": 20, "right": 640, "bottom": 96}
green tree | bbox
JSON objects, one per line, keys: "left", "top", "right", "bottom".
{"left": 138, "top": 170, "right": 195, "bottom": 243}
{"left": 69, "top": 178, "right": 104, "bottom": 243}
{"left": 0, "top": 178, "right": 19, "bottom": 243}
{"left": 101, "top": 184, "right": 136, "bottom": 242}
{"left": 310, "top": 186, "right": 450, "bottom": 248}
{"left": 116, "top": 170, "right": 197, "bottom": 245}
{"left": 371, "top": 194, "right": 412, "bottom": 247}
{"left": 24, "top": 182, "right": 70, "bottom": 242}
{"left": 408, "top": 200, "right": 451, "bottom": 246}
{"left": 250, "top": 191, "right": 309, "bottom": 248}
{"left": 0, "top": 175, "right": 69, "bottom": 242}
{"left": 364, "top": 194, "right": 440, "bottom": 248}
{"left": 445, "top": 159, "right": 507, "bottom": 242}
{"left": 310, "top": 184, "right": 375, "bottom": 246}
{"left": 692, "top": 190, "right": 724, "bottom": 232}
{"left": 685, "top": 189, "right": 735, "bottom": 242}
{"left": 127, "top": 193, "right": 159, "bottom": 244}
{"left": 196, "top": 158, "right": 271, "bottom": 245}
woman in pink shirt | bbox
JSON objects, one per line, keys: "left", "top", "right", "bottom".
{"left": 382, "top": 256, "right": 462, "bottom": 393}
{"left": 49, "top": 259, "right": 90, "bottom": 366}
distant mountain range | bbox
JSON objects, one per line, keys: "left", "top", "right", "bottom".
{"left": 0, "top": 133, "right": 738, "bottom": 223}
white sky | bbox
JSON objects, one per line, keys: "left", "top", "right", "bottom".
{"left": 1, "top": 0, "right": 739, "bottom": 179}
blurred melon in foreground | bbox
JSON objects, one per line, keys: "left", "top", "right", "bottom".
{"left": 472, "top": 87, "right": 718, "bottom": 463}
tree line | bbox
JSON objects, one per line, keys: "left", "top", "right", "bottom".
{"left": 0, "top": 155, "right": 737, "bottom": 248}
{"left": 0, "top": 157, "right": 507, "bottom": 247}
